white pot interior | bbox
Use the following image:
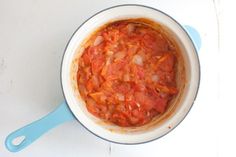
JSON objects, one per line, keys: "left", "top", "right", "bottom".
{"left": 61, "top": 5, "right": 200, "bottom": 144}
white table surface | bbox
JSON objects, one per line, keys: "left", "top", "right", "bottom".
{"left": 0, "top": 0, "right": 228, "bottom": 156}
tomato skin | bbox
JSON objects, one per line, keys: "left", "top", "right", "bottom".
{"left": 77, "top": 20, "right": 179, "bottom": 127}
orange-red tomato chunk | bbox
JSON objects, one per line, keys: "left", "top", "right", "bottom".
{"left": 77, "top": 20, "right": 178, "bottom": 127}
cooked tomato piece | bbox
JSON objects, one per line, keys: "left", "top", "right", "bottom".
{"left": 153, "top": 97, "right": 168, "bottom": 113}
{"left": 134, "top": 92, "right": 156, "bottom": 111}
{"left": 91, "top": 55, "right": 105, "bottom": 74}
{"left": 111, "top": 113, "right": 129, "bottom": 127}
{"left": 89, "top": 92, "right": 106, "bottom": 104}
{"left": 81, "top": 48, "right": 92, "bottom": 66}
{"left": 86, "top": 98, "right": 99, "bottom": 116}
{"left": 157, "top": 53, "right": 175, "bottom": 72}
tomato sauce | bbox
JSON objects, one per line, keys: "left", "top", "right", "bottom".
{"left": 77, "top": 19, "right": 179, "bottom": 127}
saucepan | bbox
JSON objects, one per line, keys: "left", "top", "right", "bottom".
{"left": 5, "top": 4, "right": 201, "bottom": 152}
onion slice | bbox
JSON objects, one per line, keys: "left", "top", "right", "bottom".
{"left": 132, "top": 54, "right": 143, "bottom": 66}
{"left": 116, "top": 93, "right": 125, "bottom": 101}
{"left": 123, "top": 73, "right": 130, "bottom": 82}
{"left": 114, "top": 52, "right": 125, "bottom": 61}
{"left": 151, "top": 74, "right": 159, "bottom": 82}
{"left": 127, "top": 24, "right": 135, "bottom": 34}
{"left": 93, "top": 36, "right": 104, "bottom": 46}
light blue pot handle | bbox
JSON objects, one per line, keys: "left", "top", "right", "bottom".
{"left": 5, "top": 101, "right": 75, "bottom": 152}
{"left": 183, "top": 25, "right": 201, "bottom": 51}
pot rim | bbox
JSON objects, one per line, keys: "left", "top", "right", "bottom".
{"left": 60, "top": 4, "right": 201, "bottom": 145}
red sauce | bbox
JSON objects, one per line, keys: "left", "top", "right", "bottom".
{"left": 77, "top": 19, "right": 179, "bottom": 127}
